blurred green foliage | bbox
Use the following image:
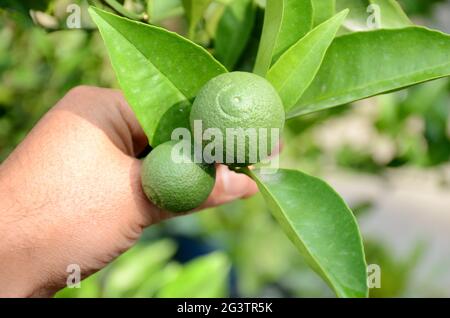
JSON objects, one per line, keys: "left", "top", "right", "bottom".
{"left": 0, "top": 2, "right": 117, "bottom": 160}
{"left": 398, "top": 0, "right": 447, "bottom": 15}
{"left": 366, "top": 240, "right": 424, "bottom": 298}
{"left": 2, "top": 0, "right": 450, "bottom": 298}
{"left": 56, "top": 240, "right": 231, "bottom": 298}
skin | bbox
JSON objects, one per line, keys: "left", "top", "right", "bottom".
{"left": 0, "top": 86, "right": 258, "bottom": 297}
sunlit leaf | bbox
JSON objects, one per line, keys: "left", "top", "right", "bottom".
{"left": 312, "top": 0, "right": 336, "bottom": 26}
{"left": 157, "top": 252, "right": 231, "bottom": 297}
{"left": 254, "top": 0, "right": 313, "bottom": 76}
{"left": 89, "top": 7, "right": 226, "bottom": 146}
{"left": 267, "top": 10, "right": 347, "bottom": 110}
{"left": 248, "top": 168, "right": 368, "bottom": 298}
{"left": 290, "top": 27, "right": 450, "bottom": 118}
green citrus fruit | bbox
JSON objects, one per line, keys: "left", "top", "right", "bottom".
{"left": 141, "top": 140, "right": 216, "bottom": 213}
{"left": 189, "top": 71, "right": 284, "bottom": 167}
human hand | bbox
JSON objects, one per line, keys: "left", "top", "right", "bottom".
{"left": 0, "top": 86, "right": 258, "bottom": 297}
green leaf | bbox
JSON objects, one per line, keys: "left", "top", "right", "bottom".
{"left": 253, "top": 0, "right": 313, "bottom": 76}
{"left": 336, "top": 0, "right": 366, "bottom": 31}
{"left": 132, "top": 262, "right": 182, "bottom": 297}
{"left": 337, "top": 0, "right": 411, "bottom": 31}
{"left": 267, "top": 10, "right": 348, "bottom": 110}
{"left": 104, "top": 240, "right": 177, "bottom": 297}
{"left": 214, "top": 0, "right": 256, "bottom": 70}
{"left": 290, "top": 27, "right": 450, "bottom": 118}
{"left": 312, "top": 0, "right": 335, "bottom": 26}
{"left": 248, "top": 168, "right": 368, "bottom": 298}
{"left": 157, "top": 252, "right": 231, "bottom": 298}
{"left": 89, "top": 7, "right": 226, "bottom": 146}
{"left": 182, "top": 0, "right": 212, "bottom": 38}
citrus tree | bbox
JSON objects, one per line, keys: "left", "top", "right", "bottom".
{"left": 87, "top": 0, "right": 450, "bottom": 298}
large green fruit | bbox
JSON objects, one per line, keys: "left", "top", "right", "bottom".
{"left": 141, "top": 140, "right": 216, "bottom": 213}
{"left": 190, "top": 71, "right": 285, "bottom": 167}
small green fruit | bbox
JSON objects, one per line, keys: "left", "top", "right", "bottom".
{"left": 190, "top": 71, "right": 285, "bottom": 167}
{"left": 141, "top": 140, "right": 216, "bottom": 213}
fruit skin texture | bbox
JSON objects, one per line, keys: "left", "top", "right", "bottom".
{"left": 190, "top": 71, "right": 285, "bottom": 167}
{"left": 141, "top": 140, "right": 216, "bottom": 213}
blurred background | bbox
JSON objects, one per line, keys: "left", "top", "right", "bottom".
{"left": 0, "top": 0, "right": 449, "bottom": 297}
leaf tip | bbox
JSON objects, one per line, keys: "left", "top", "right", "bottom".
{"left": 87, "top": 5, "right": 101, "bottom": 22}
{"left": 336, "top": 8, "right": 349, "bottom": 21}
{"left": 87, "top": 5, "right": 97, "bottom": 15}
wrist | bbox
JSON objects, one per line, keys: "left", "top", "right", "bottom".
{"left": 0, "top": 166, "right": 55, "bottom": 297}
